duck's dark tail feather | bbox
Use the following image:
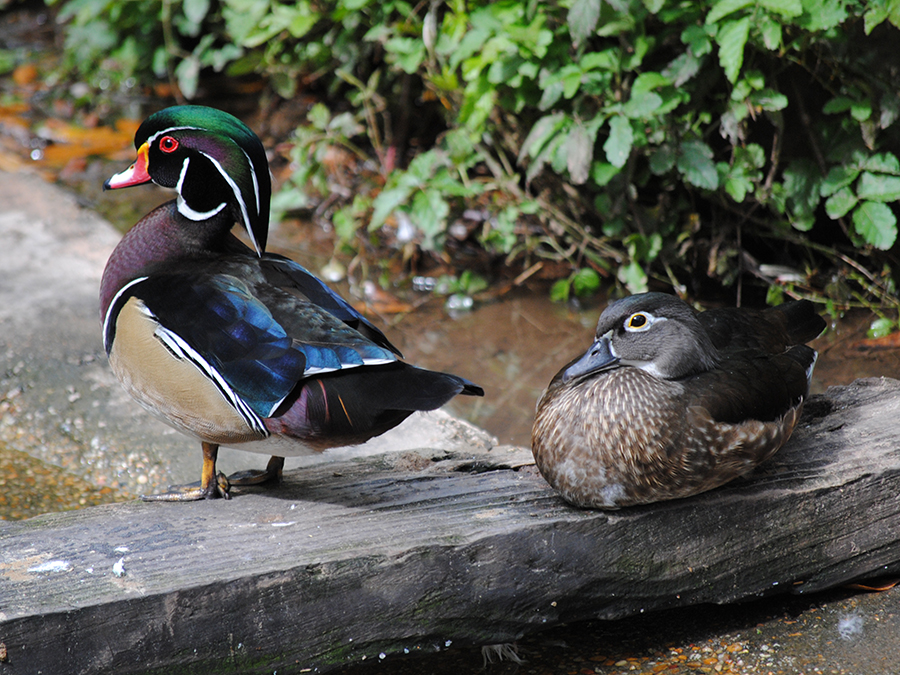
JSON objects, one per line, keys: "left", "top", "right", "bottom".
{"left": 769, "top": 299, "right": 827, "bottom": 345}
{"left": 268, "top": 363, "right": 483, "bottom": 446}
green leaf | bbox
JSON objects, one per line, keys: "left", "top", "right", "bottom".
{"left": 632, "top": 72, "right": 671, "bottom": 93}
{"left": 857, "top": 172, "right": 900, "bottom": 202}
{"left": 823, "top": 97, "right": 853, "bottom": 114}
{"left": 591, "top": 162, "right": 621, "bottom": 186}
{"left": 758, "top": 15, "right": 782, "bottom": 50}
{"left": 766, "top": 284, "right": 785, "bottom": 306}
{"left": 518, "top": 112, "right": 566, "bottom": 164}
{"left": 864, "top": 152, "right": 900, "bottom": 174}
{"left": 852, "top": 201, "right": 898, "bottom": 249}
{"left": 617, "top": 261, "right": 648, "bottom": 293}
{"left": 568, "top": 0, "right": 601, "bottom": 45}
{"left": 566, "top": 122, "right": 594, "bottom": 185}
{"left": 604, "top": 116, "right": 633, "bottom": 169}
{"left": 851, "top": 99, "right": 873, "bottom": 122}
{"left": 572, "top": 267, "right": 601, "bottom": 297}
{"left": 175, "top": 56, "right": 200, "bottom": 99}
{"left": 797, "top": 0, "right": 848, "bottom": 31}
{"left": 580, "top": 50, "right": 617, "bottom": 71}
{"left": 758, "top": 0, "right": 802, "bottom": 18}
{"left": 370, "top": 185, "right": 413, "bottom": 230}
{"left": 550, "top": 278, "right": 571, "bottom": 303}
{"left": 538, "top": 77, "right": 565, "bottom": 110}
{"left": 681, "top": 25, "right": 713, "bottom": 57}
{"left": 749, "top": 89, "right": 788, "bottom": 111}
{"left": 183, "top": 0, "right": 210, "bottom": 27}
{"left": 623, "top": 91, "right": 663, "bottom": 119}
{"left": 824, "top": 187, "right": 858, "bottom": 219}
{"left": 663, "top": 52, "right": 701, "bottom": 86}
{"left": 649, "top": 145, "right": 676, "bottom": 175}
{"left": 677, "top": 140, "right": 718, "bottom": 190}
{"left": 706, "top": 0, "right": 753, "bottom": 25}
{"left": 716, "top": 18, "right": 750, "bottom": 84}
{"left": 411, "top": 190, "right": 450, "bottom": 249}
{"left": 864, "top": 5, "right": 889, "bottom": 34}
{"left": 737, "top": 143, "right": 765, "bottom": 168}
{"left": 332, "top": 204, "right": 361, "bottom": 243}
{"left": 642, "top": 0, "right": 666, "bottom": 12}
{"left": 385, "top": 37, "right": 426, "bottom": 74}
{"left": 721, "top": 163, "right": 754, "bottom": 202}
{"left": 561, "top": 64, "right": 583, "bottom": 99}
{"left": 781, "top": 159, "right": 822, "bottom": 227}
{"left": 820, "top": 165, "right": 860, "bottom": 197}
{"left": 270, "top": 186, "right": 310, "bottom": 215}
{"left": 868, "top": 316, "right": 896, "bottom": 339}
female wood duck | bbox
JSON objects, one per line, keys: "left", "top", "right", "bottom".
{"left": 101, "top": 105, "right": 483, "bottom": 501}
{"left": 531, "top": 292, "right": 825, "bottom": 509}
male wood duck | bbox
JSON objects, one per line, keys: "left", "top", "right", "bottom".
{"left": 101, "top": 105, "right": 483, "bottom": 501}
{"left": 531, "top": 292, "right": 825, "bottom": 509}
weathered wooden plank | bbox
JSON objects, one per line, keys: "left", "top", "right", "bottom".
{"left": 2, "top": 378, "right": 900, "bottom": 675}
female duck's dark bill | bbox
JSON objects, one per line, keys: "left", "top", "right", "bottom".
{"left": 562, "top": 336, "right": 618, "bottom": 383}
{"left": 104, "top": 142, "right": 152, "bottom": 190}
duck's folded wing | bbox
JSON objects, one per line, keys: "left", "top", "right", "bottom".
{"left": 686, "top": 345, "right": 816, "bottom": 424}
{"left": 260, "top": 255, "right": 402, "bottom": 356}
{"left": 129, "top": 273, "right": 397, "bottom": 418}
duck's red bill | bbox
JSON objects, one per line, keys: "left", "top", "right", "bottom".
{"left": 104, "top": 142, "right": 151, "bottom": 190}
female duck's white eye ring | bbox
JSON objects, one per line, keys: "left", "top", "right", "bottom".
{"left": 625, "top": 311, "right": 654, "bottom": 332}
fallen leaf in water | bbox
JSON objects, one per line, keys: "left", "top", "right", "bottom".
{"left": 32, "top": 117, "right": 140, "bottom": 167}
{"left": 12, "top": 63, "right": 38, "bottom": 86}
{"left": 361, "top": 281, "right": 414, "bottom": 314}
{"left": 849, "top": 332, "right": 900, "bottom": 353}
{"left": 0, "top": 102, "right": 30, "bottom": 117}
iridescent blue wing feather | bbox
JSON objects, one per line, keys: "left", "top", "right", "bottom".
{"left": 134, "top": 273, "right": 396, "bottom": 417}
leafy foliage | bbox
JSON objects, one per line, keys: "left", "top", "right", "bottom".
{"left": 52, "top": 0, "right": 900, "bottom": 308}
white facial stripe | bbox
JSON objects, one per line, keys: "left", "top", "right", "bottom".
{"left": 198, "top": 149, "right": 263, "bottom": 254}
{"left": 241, "top": 147, "right": 261, "bottom": 214}
{"left": 175, "top": 157, "right": 227, "bottom": 220}
{"left": 147, "top": 125, "right": 202, "bottom": 144}
{"left": 149, "top": 124, "right": 264, "bottom": 253}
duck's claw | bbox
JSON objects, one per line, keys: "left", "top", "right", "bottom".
{"left": 227, "top": 456, "right": 285, "bottom": 487}
{"left": 141, "top": 471, "right": 231, "bottom": 501}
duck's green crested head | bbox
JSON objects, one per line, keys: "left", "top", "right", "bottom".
{"left": 106, "top": 105, "right": 271, "bottom": 255}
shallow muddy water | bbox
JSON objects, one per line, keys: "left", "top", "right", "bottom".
{"left": 267, "top": 217, "right": 900, "bottom": 448}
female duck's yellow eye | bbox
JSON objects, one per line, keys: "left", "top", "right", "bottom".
{"left": 626, "top": 312, "right": 649, "bottom": 330}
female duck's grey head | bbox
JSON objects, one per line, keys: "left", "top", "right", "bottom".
{"left": 563, "top": 293, "right": 720, "bottom": 382}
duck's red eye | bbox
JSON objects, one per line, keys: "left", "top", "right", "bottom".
{"left": 159, "top": 136, "right": 179, "bottom": 153}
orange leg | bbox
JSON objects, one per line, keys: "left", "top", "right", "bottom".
{"left": 141, "top": 442, "right": 231, "bottom": 502}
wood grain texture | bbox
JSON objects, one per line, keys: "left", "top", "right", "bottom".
{"left": 2, "top": 378, "right": 900, "bottom": 675}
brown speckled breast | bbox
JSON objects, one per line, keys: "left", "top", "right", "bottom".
{"left": 531, "top": 368, "right": 801, "bottom": 509}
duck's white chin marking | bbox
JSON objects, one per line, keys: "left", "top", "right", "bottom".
{"left": 175, "top": 157, "right": 227, "bottom": 221}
